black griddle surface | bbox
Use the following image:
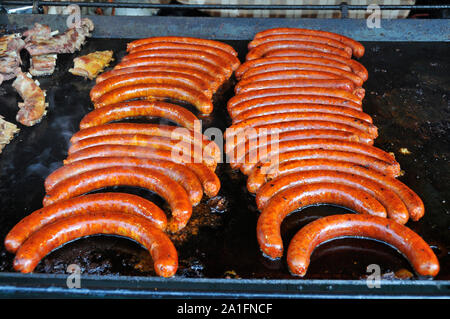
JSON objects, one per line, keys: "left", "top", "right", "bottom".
{"left": 0, "top": 39, "right": 448, "bottom": 280}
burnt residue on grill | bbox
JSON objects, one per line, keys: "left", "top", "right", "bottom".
{"left": 0, "top": 39, "right": 448, "bottom": 280}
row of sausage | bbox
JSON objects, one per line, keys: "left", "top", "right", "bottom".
{"left": 5, "top": 37, "right": 238, "bottom": 277}
{"left": 225, "top": 28, "right": 439, "bottom": 277}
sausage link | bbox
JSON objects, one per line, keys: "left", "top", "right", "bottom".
{"left": 235, "top": 138, "right": 399, "bottom": 175}
{"left": 79, "top": 101, "right": 199, "bottom": 131}
{"left": 247, "top": 41, "right": 352, "bottom": 60}
{"left": 228, "top": 87, "right": 363, "bottom": 109}
{"left": 90, "top": 71, "right": 213, "bottom": 102}
{"left": 231, "top": 103, "right": 372, "bottom": 124}
{"left": 229, "top": 96, "right": 362, "bottom": 119}
{"left": 264, "top": 49, "right": 368, "bottom": 81}
{"left": 258, "top": 158, "right": 425, "bottom": 221}
{"left": 228, "top": 112, "right": 376, "bottom": 140}
{"left": 95, "top": 66, "right": 220, "bottom": 92}
{"left": 235, "top": 78, "right": 356, "bottom": 95}
{"left": 287, "top": 214, "right": 439, "bottom": 277}
{"left": 121, "top": 49, "right": 232, "bottom": 78}
{"left": 4, "top": 193, "right": 167, "bottom": 253}
{"left": 43, "top": 166, "right": 192, "bottom": 232}
{"left": 235, "top": 56, "right": 352, "bottom": 79}
{"left": 62, "top": 145, "right": 219, "bottom": 196}
{"left": 113, "top": 57, "right": 226, "bottom": 84}
{"left": 13, "top": 211, "right": 178, "bottom": 277}
{"left": 127, "top": 42, "right": 240, "bottom": 71}
{"left": 93, "top": 83, "right": 213, "bottom": 115}
{"left": 71, "top": 123, "right": 221, "bottom": 163}
{"left": 67, "top": 134, "right": 217, "bottom": 169}
{"left": 239, "top": 62, "right": 364, "bottom": 87}
{"left": 45, "top": 157, "right": 203, "bottom": 206}
{"left": 256, "top": 170, "right": 409, "bottom": 224}
{"left": 246, "top": 150, "right": 401, "bottom": 193}
{"left": 256, "top": 183, "right": 387, "bottom": 259}
{"left": 127, "top": 36, "right": 238, "bottom": 57}
{"left": 253, "top": 28, "right": 365, "bottom": 58}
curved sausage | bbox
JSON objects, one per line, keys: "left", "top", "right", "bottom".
{"left": 228, "top": 88, "right": 363, "bottom": 109}
{"left": 62, "top": 145, "right": 219, "bottom": 196}
{"left": 246, "top": 149, "right": 400, "bottom": 193}
{"left": 228, "top": 96, "right": 362, "bottom": 119}
{"left": 120, "top": 49, "right": 232, "bottom": 78}
{"left": 287, "top": 214, "right": 439, "bottom": 277}
{"left": 235, "top": 138, "right": 399, "bottom": 175}
{"left": 256, "top": 183, "right": 387, "bottom": 259}
{"left": 239, "top": 62, "right": 364, "bottom": 87}
{"left": 113, "top": 57, "right": 226, "bottom": 84}
{"left": 95, "top": 66, "right": 220, "bottom": 91}
{"left": 253, "top": 28, "right": 365, "bottom": 58}
{"left": 235, "top": 56, "right": 352, "bottom": 79}
{"left": 71, "top": 123, "right": 221, "bottom": 163}
{"left": 4, "top": 193, "right": 167, "bottom": 253}
{"left": 93, "top": 83, "right": 213, "bottom": 115}
{"left": 67, "top": 134, "right": 217, "bottom": 168}
{"left": 248, "top": 34, "right": 352, "bottom": 55}
{"left": 126, "top": 42, "right": 240, "bottom": 71}
{"left": 255, "top": 170, "right": 409, "bottom": 224}
{"left": 90, "top": 71, "right": 213, "bottom": 102}
{"left": 79, "top": 100, "right": 199, "bottom": 131}
{"left": 43, "top": 166, "right": 192, "bottom": 232}
{"left": 247, "top": 41, "right": 352, "bottom": 60}
{"left": 231, "top": 103, "right": 373, "bottom": 124}
{"left": 235, "top": 78, "right": 356, "bottom": 95}
{"left": 45, "top": 157, "right": 203, "bottom": 206}
{"left": 264, "top": 49, "right": 368, "bottom": 81}
{"left": 13, "top": 211, "right": 178, "bottom": 277}
{"left": 228, "top": 113, "right": 376, "bottom": 140}
{"left": 127, "top": 36, "right": 238, "bottom": 57}
{"left": 261, "top": 158, "right": 425, "bottom": 221}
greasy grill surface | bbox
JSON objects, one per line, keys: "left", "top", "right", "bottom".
{"left": 0, "top": 39, "right": 448, "bottom": 280}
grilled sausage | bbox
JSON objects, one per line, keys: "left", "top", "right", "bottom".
{"left": 255, "top": 170, "right": 409, "bottom": 224}
{"left": 239, "top": 62, "right": 364, "bottom": 87}
{"left": 256, "top": 183, "right": 386, "bottom": 259}
{"left": 253, "top": 28, "right": 365, "bottom": 58}
{"left": 235, "top": 56, "right": 352, "bottom": 79}
{"left": 228, "top": 87, "right": 363, "bottom": 109}
{"left": 71, "top": 123, "right": 221, "bottom": 163}
{"left": 67, "top": 134, "right": 217, "bottom": 169}
{"left": 79, "top": 100, "right": 199, "bottom": 131}
{"left": 13, "top": 211, "right": 178, "bottom": 277}
{"left": 127, "top": 36, "right": 238, "bottom": 57}
{"left": 43, "top": 166, "right": 192, "bottom": 232}
{"left": 45, "top": 157, "right": 203, "bottom": 206}
{"left": 4, "top": 193, "right": 167, "bottom": 253}
{"left": 246, "top": 149, "right": 400, "bottom": 192}
{"left": 286, "top": 214, "right": 439, "bottom": 277}
{"left": 235, "top": 138, "right": 399, "bottom": 175}
{"left": 261, "top": 158, "right": 424, "bottom": 221}
{"left": 264, "top": 49, "right": 368, "bottom": 81}
{"left": 90, "top": 71, "right": 213, "bottom": 101}
{"left": 228, "top": 112, "right": 376, "bottom": 140}
{"left": 231, "top": 103, "right": 373, "bottom": 124}
{"left": 228, "top": 96, "right": 362, "bottom": 119}
{"left": 62, "top": 145, "right": 219, "bottom": 196}
{"left": 127, "top": 42, "right": 240, "bottom": 70}
{"left": 120, "top": 49, "right": 233, "bottom": 79}
{"left": 95, "top": 66, "right": 220, "bottom": 91}
{"left": 247, "top": 41, "right": 352, "bottom": 60}
{"left": 235, "top": 78, "right": 356, "bottom": 95}
{"left": 93, "top": 83, "right": 213, "bottom": 114}
{"left": 248, "top": 34, "right": 352, "bottom": 55}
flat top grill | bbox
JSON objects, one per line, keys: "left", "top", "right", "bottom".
{"left": 0, "top": 15, "right": 448, "bottom": 298}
